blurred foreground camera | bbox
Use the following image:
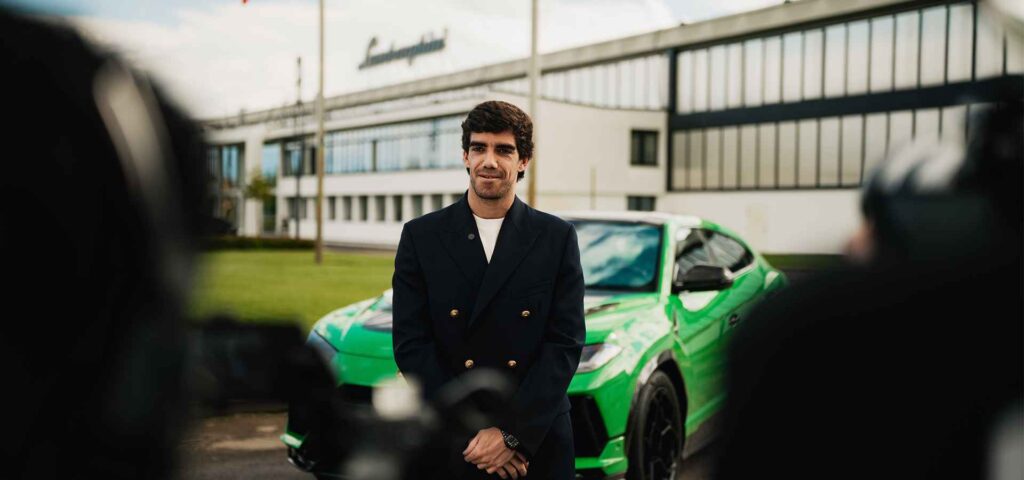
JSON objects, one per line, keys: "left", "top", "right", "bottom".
{"left": 190, "top": 318, "right": 513, "bottom": 480}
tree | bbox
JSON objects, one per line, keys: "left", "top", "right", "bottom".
{"left": 243, "top": 169, "right": 275, "bottom": 203}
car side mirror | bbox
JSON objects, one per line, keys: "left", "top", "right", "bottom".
{"left": 672, "top": 265, "right": 733, "bottom": 293}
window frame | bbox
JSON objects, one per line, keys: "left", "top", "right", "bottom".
{"left": 627, "top": 195, "right": 657, "bottom": 212}
{"left": 630, "top": 130, "right": 659, "bottom": 167}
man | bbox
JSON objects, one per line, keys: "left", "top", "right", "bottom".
{"left": 392, "top": 101, "right": 585, "bottom": 479}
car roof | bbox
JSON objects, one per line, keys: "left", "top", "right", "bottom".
{"left": 554, "top": 210, "right": 703, "bottom": 228}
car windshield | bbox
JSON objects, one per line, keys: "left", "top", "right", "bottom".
{"left": 570, "top": 220, "right": 662, "bottom": 292}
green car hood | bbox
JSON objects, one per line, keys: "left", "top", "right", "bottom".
{"left": 312, "top": 290, "right": 662, "bottom": 358}
{"left": 580, "top": 292, "right": 661, "bottom": 344}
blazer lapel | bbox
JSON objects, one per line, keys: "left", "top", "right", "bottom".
{"left": 437, "top": 192, "right": 487, "bottom": 288}
{"left": 467, "top": 195, "right": 541, "bottom": 331}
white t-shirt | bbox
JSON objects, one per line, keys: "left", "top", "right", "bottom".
{"left": 473, "top": 214, "right": 504, "bottom": 263}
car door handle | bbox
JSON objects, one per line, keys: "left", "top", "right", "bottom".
{"left": 728, "top": 314, "right": 740, "bottom": 327}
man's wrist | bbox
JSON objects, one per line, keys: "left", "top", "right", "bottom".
{"left": 499, "top": 429, "right": 520, "bottom": 452}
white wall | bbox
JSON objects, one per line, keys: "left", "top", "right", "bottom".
{"left": 528, "top": 96, "right": 667, "bottom": 212}
{"left": 659, "top": 190, "right": 862, "bottom": 254}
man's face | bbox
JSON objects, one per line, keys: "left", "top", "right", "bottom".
{"left": 463, "top": 131, "right": 529, "bottom": 200}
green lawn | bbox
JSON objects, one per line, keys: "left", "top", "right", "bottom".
{"left": 189, "top": 249, "right": 839, "bottom": 332}
{"left": 189, "top": 250, "right": 394, "bottom": 332}
{"left": 763, "top": 253, "right": 845, "bottom": 270}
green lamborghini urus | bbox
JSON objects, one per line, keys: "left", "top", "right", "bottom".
{"left": 282, "top": 211, "right": 787, "bottom": 479}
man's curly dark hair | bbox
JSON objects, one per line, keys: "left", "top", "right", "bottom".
{"left": 461, "top": 100, "right": 533, "bottom": 181}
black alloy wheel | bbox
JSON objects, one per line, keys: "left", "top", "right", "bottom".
{"left": 626, "top": 370, "right": 684, "bottom": 480}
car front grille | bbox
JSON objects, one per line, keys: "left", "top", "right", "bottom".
{"left": 337, "top": 383, "right": 373, "bottom": 405}
{"left": 570, "top": 395, "right": 609, "bottom": 458}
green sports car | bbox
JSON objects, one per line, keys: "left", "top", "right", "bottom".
{"left": 283, "top": 211, "right": 786, "bottom": 479}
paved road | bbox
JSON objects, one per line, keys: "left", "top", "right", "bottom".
{"left": 177, "top": 412, "right": 719, "bottom": 480}
{"left": 178, "top": 412, "right": 307, "bottom": 480}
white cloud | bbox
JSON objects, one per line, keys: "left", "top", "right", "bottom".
{"left": 67, "top": 0, "right": 676, "bottom": 119}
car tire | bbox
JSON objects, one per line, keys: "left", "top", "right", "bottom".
{"left": 626, "top": 370, "right": 684, "bottom": 480}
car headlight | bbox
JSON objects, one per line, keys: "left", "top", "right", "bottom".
{"left": 306, "top": 329, "right": 338, "bottom": 365}
{"left": 576, "top": 343, "right": 622, "bottom": 373}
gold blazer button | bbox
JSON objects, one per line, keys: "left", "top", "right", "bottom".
{"left": 450, "top": 309, "right": 459, "bottom": 318}
{"left": 464, "top": 359, "right": 475, "bottom": 369}
{"left": 520, "top": 310, "right": 531, "bottom": 318}
{"left": 507, "top": 360, "right": 518, "bottom": 368}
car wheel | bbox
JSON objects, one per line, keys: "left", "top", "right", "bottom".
{"left": 626, "top": 370, "right": 684, "bottom": 480}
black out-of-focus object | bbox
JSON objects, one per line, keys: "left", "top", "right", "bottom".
{"left": 284, "top": 362, "right": 515, "bottom": 480}
{"left": 190, "top": 318, "right": 327, "bottom": 409}
{"left": 0, "top": 8, "right": 208, "bottom": 480}
{"left": 860, "top": 98, "right": 1023, "bottom": 264}
{"left": 716, "top": 96, "right": 1022, "bottom": 478}
{"left": 190, "top": 318, "right": 515, "bottom": 480}
{"left": 203, "top": 216, "right": 239, "bottom": 236}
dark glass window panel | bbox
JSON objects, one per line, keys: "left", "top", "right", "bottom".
{"left": 704, "top": 230, "right": 754, "bottom": 272}
{"left": 674, "top": 229, "right": 713, "bottom": 280}
{"left": 393, "top": 195, "right": 403, "bottom": 222}
{"left": 630, "top": 130, "right": 658, "bottom": 166}
{"left": 412, "top": 195, "right": 424, "bottom": 218}
{"left": 375, "top": 195, "right": 386, "bottom": 222}
{"left": 627, "top": 196, "right": 656, "bottom": 212}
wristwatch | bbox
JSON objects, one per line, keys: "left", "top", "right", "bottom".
{"left": 499, "top": 429, "right": 520, "bottom": 451}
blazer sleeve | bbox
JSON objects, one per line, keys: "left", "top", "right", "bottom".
{"left": 391, "top": 223, "right": 453, "bottom": 402}
{"left": 498, "top": 225, "right": 586, "bottom": 458}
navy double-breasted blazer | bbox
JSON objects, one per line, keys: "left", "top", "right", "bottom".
{"left": 391, "top": 191, "right": 585, "bottom": 465}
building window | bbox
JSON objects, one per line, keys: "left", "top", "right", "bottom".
{"left": 359, "top": 195, "right": 368, "bottom": 221}
{"left": 328, "top": 196, "right": 336, "bottom": 220}
{"left": 375, "top": 195, "right": 386, "bottom": 222}
{"left": 305, "top": 144, "right": 318, "bottom": 175}
{"left": 206, "top": 143, "right": 245, "bottom": 228}
{"left": 261, "top": 142, "right": 280, "bottom": 181}
{"left": 627, "top": 196, "right": 656, "bottom": 212}
{"left": 323, "top": 115, "right": 464, "bottom": 174}
{"left": 283, "top": 140, "right": 303, "bottom": 176}
{"left": 412, "top": 195, "right": 424, "bottom": 218}
{"left": 343, "top": 196, "right": 352, "bottom": 221}
{"left": 287, "top": 196, "right": 308, "bottom": 219}
{"left": 431, "top": 194, "right": 443, "bottom": 212}
{"left": 393, "top": 195, "right": 403, "bottom": 222}
{"left": 630, "top": 130, "right": 658, "bottom": 166}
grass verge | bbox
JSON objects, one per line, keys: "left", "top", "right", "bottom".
{"left": 189, "top": 250, "right": 394, "bottom": 332}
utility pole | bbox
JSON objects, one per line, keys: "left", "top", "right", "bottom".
{"left": 294, "top": 56, "right": 302, "bottom": 240}
{"left": 314, "top": 0, "right": 325, "bottom": 264}
{"left": 526, "top": 0, "right": 539, "bottom": 206}
{"left": 590, "top": 166, "right": 596, "bottom": 209}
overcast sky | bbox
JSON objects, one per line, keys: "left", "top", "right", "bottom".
{"left": 2, "top": 0, "right": 783, "bottom": 119}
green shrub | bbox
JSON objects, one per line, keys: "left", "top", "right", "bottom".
{"left": 202, "top": 236, "right": 314, "bottom": 250}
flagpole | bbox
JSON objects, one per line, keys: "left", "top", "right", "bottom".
{"left": 314, "top": 0, "right": 325, "bottom": 264}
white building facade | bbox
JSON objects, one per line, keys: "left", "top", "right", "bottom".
{"left": 203, "top": 0, "right": 1024, "bottom": 254}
